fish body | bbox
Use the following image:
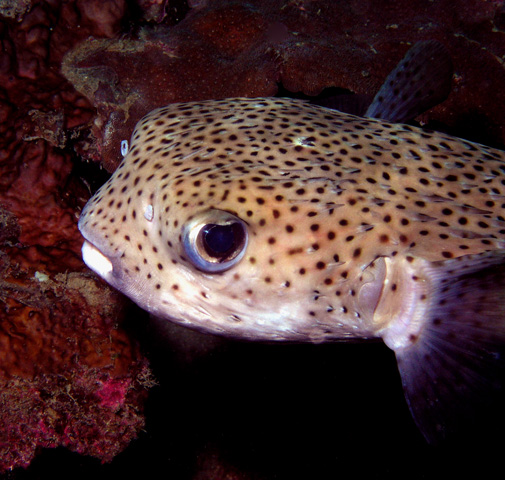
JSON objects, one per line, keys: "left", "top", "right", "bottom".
{"left": 79, "top": 97, "right": 505, "bottom": 338}
{"left": 78, "top": 43, "right": 505, "bottom": 443}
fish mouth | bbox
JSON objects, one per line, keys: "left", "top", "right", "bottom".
{"left": 79, "top": 231, "right": 127, "bottom": 288}
{"left": 81, "top": 239, "right": 135, "bottom": 297}
{"left": 81, "top": 240, "right": 114, "bottom": 279}
{"left": 78, "top": 211, "right": 133, "bottom": 290}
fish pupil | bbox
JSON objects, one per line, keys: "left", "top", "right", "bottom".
{"left": 202, "top": 223, "right": 244, "bottom": 259}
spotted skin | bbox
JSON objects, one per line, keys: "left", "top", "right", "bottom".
{"left": 79, "top": 97, "right": 505, "bottom": 341}
{"left": 78, "top": 94, "right": 505, "bottom": 443}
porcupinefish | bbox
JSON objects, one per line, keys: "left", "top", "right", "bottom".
{"left": 78, "top": 41, "right": 505, "bottom": 443}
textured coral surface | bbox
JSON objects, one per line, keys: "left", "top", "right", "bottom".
{"left": 1, "top": 0, "right": 505, "bottom": 478}
{"left": 0, "top": 0, "right": 152, "bottom": 473}
{"left": 0, "top": 251, "right": 153, "bottom": 471}
{"left": 63, "top": 0, "right": 505, "bottom": 171}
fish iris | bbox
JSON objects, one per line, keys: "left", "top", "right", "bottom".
{"left": 202, "top": 223, "right": 245, "bottom": 259}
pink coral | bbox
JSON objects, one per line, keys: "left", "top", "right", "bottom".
{"left": 95, "top": 377, "right": 131, "bottom": 410}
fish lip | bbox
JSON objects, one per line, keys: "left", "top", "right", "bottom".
{"left": 79, "top": 227, "right": 125, "bottom": 281}
{"left": 78, "top": 212, "right": 131, "bottom": 287}
{"left": 81, "top": 238, "right": 134, "bottom": 294}
{"left": 81, "top": 240, "right": 114, "bottom": 279}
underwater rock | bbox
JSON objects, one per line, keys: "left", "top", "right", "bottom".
{"left": 0, "top": 1, "right": 152, "bottom": 472}
{"left": 0, "top": 254, "right": 153, "bottom": 471}
{"left": 63, "top": 0, "right": 505, "bottom": 171}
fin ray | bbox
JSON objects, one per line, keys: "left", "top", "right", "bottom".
{"left": 391, "top": 251, "right": 505, "bottom": 443}
{"left": 365, "top": 40, "right": 453, "bottom": 122}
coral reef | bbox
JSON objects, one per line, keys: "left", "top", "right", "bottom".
{"left": 0, "top": 0, "right": 152, "bottom": 472}
{"left": 63, "top": 0, "right": 505, "bottom": 171}
{"left": 1, "top": 0, "right": 505, "bottom": 476}
{"left": 0, "top": 247, "right": 153, "bottom": 471}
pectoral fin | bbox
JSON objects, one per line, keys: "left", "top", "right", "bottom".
{"left": 383, "top": 251, "right": 505, "bottom": 444}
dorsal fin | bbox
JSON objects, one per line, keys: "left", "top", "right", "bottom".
{"left": 365, "top": 40, "right": 453, "bottom": 122}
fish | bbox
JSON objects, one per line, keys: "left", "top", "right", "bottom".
{"left": 78, "top": 41, "right": 505, "bottom": 444}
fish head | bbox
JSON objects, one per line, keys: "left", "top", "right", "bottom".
{"left": 78, "top": 99, "right": 389, "bottom": 341}
{"left": 79, "top": 96, "right": 505, "bottom": 344}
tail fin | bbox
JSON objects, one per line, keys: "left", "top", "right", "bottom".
{"left": 385, "top": 251, "right": 505, "bottom": 444}
{"left": 365, "top": 40, "right": 453, "bottom": 123}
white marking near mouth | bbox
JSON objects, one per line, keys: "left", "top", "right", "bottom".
{"left": 82, "top": 240, "right": 113, "bottom": 277}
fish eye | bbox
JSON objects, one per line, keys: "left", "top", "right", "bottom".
{"left": 182, "top": 210, "right": 248, "bottom": 272}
